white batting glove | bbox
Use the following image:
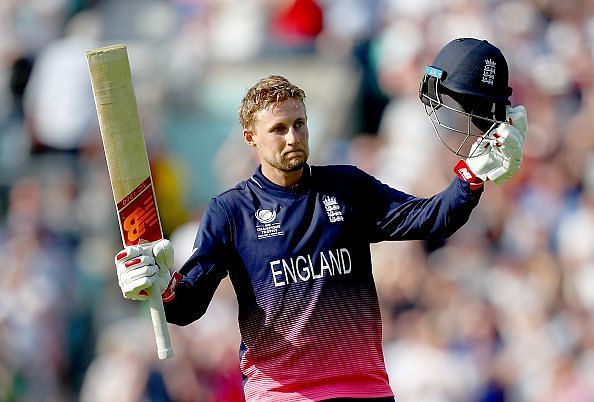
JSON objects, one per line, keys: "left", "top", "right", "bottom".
{"left": 507, "top": 105, "right": 528, "bottom": 138}
{"left": 466, "top": 105, "right": 527, "bottom": 185}
{"left": 115, "top": 239, "right": 174, "bottom": 301}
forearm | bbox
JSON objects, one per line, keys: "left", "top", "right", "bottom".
{"left": 431, "top": 177, "right": 483, "bottom": 237}
{"left": 163, "top": 269, "right": 227, "bottom": 326}
{"left": 378, "top": 177, "right": 482, "bottom": 241}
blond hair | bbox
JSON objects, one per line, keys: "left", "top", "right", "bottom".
{"left": 238, "top": 75, "right": 306, "bottom": 131}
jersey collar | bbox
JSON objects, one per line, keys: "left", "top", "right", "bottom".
{"left": 250, "top": 164, "right": 312, "bottom": 195}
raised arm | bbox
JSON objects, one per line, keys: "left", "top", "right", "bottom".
{"left": 362, "top": 171, "right": 483, "bottom": 243}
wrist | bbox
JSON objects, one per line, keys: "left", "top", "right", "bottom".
{"left": 454, "top": 160, "right": 484, "bottom": 190}
{"left": 161, "top": 271, "right": 183, "bottom": 302}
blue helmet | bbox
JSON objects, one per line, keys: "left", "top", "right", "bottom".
{"left": 420, "top": 38, "right": 513, "bottom": 156}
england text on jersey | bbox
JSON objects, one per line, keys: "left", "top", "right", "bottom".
{"left": 270, "top": 248, "right": 351, "bottom": 287}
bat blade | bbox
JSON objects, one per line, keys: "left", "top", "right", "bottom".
{"left": 86, "top": 44, "right": 173, "bottom": 360}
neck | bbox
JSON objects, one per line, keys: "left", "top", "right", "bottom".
{"left": 261, "top": 165, "right": 304, "bottom": 188}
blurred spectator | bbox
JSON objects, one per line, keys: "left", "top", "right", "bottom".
{"left": 0, "top": 176, "right": 74, "bottom": 401}
{"left": 23, "top": 10, "right": 100, "bottom": 153}
{"left": 271, "top": 0, "right": 324, "bottom": 48}
{"left": 0, "top": 56, "right": 33, "bottom": 184}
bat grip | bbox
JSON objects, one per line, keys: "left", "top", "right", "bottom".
{"left": 148, "top": 284, "right": 174, "bottom": 359}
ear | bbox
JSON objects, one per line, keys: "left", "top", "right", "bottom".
{"left": 243, "top": 129, "right": 257, "bottom": 147}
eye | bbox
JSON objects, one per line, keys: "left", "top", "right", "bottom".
{"left": 294, "top": 120, "right": 305, "bottom": 129}
{"left": 271, "top": 125, "right": 286, "bottom": 134}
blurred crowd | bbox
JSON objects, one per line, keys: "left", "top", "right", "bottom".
{"left": 1, "top": 0, "right": 594, "bottom": 401}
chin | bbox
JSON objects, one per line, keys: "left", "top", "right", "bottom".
{"left": 285, "top": 158, "right": 306, "bottom": 172}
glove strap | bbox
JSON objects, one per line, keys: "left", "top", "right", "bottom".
{"left": 454, "top": 160, "right": 484, "bottom": 191}
{"left": 162, "top": 271, "right": 183, "bottom": 303}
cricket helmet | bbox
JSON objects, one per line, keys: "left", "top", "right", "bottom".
{"left": 419, "top": 38, "right": 513, "bottom": 157}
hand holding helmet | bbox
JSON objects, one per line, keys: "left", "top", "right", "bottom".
{"left": 419, "top": 38, "right": 527, "bottom": 186}
{"left": 465, "top": 105, "right": 527, "bottom": 184}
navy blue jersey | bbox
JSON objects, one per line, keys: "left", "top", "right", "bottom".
{"left": 164, "top": 164, "right": 482, "bottom": 402}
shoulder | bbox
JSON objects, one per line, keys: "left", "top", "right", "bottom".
{"left": 199, "top": 182, "right": 252, "bottom": 240}
{"left": 213, "top": 179, "right": 251, "bottom": 205}
{"left": 311, "top": 164, "right": 375, "bottom": 186}
{"left": 311, "top": 164, "right": 370, "bottom": 179}
{"left": 207, "top": 177, "right": 263, "bottom": 222}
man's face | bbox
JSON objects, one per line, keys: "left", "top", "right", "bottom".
{"left": 245, "top": 98, "right": 309, "bottom": 174}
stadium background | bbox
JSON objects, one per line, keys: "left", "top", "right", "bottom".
{"left": 1, "top": 0, "right": 594, "bottom": 401}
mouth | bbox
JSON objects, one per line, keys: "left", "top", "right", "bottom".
{"left": 284, "top": 150, "right": 305, "bottom": 157}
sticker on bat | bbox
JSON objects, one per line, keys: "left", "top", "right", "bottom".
{"left": 117, "top": 177, "right": 162, "bottom": 245}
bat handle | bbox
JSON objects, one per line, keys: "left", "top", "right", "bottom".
{"left": 148, "top": 284, "right": 174, "bottom": 359}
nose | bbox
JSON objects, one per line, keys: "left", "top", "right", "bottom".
{"left": 286, "top": 127, "right": 300, "bottom": 146}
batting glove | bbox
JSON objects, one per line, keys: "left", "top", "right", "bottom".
{"left": 458, "top": 105, "right": 527, "bottom": 186}
{"left": 115, "top": 239, "right": 174, "bottom": 301}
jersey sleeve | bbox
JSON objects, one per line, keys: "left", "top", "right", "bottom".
{"left": 163, "top": 198, "right": 232, "bottom": 326}
{"left": 356, "top": 169, "right": 483, "bottom": 242}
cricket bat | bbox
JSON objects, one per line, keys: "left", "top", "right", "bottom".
{"left": 86, "top": 44, "right": 173, "bottom": 359}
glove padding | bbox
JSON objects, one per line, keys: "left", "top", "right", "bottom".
{"left": 115, "top": 239, "right": 174, "bottom": 301}
{"left": 466, "top": 105, "right": 527, "bottom": 185}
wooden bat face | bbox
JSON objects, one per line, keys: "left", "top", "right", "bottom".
{"left": 117, "top": 177, "right": 162, "bottom": 246}
{"left": 87, "top": 44, "right": 173, "bottom": 359}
